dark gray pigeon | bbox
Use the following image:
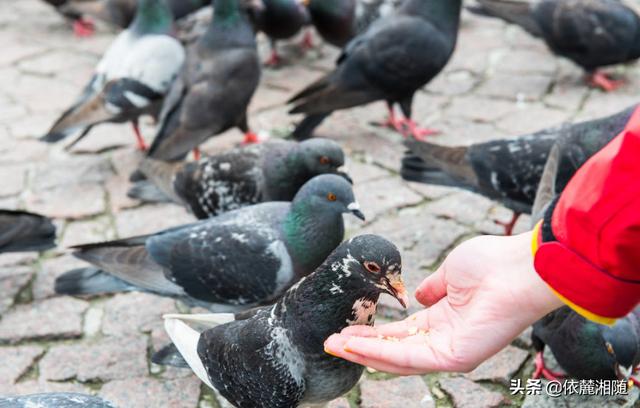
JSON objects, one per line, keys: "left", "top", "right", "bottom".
{"left": 55, "top": 174, "right": 365, "bottom": 311}
{"left": 41, "top": 0, "right": 185, "bottom": 151}
{"left": 128, "top": 138, "right": 350, "bottom": 219}
{"left": 402, "top": 105, "right": 636, "bottom": 234}
{"left": 306, "top": 0, "right": 357, "bottom": 48}
{"left": 147, "top": 0, "right": 262, "bottom": 161}
{"left": 355, "top": 0, "right": 401, "bottom": 34}
{"left": 0, "top": 393, "right": 115, "bottom": 408}
{"left": 162, "top": 234, "right": 409, "bottom": 408}
{"left": 531, "top": 306, "right": 640, "bottom": 381}
{"left": 467, "top": 0, "right": 640, "bottom": 92}
{"left": 0, "top": 210, "right": 56, "bottom": 253}
{"left": 288, "top": 0, "right": 462, "bottom": 140}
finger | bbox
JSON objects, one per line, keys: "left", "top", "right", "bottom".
{"left": 363, "top": 312, "right": 430, "bottom": 338}
{"left": 340, "top": 325, "right": 379, "bottom": 337}
{"left": 415, "top": 266, "right": 447, "bottom": 307}
{"left": 324, "top": 334, "right": 426, "bottom": 375}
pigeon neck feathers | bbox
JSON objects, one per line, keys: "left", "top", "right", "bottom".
{"left": 275, "top": 248, "right": 381, "bottom": 354}
{"left": 199, "top": 0, "right": 256, "bottom": 49}
{"left": 399, "top": 0, "right": 462, "bottom": 36}
{"left": 130, "top": 0, "right": 174, "bottom": 35}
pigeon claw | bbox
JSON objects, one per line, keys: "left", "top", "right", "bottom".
{"left": 300, "top": 30, "right": 314, "bottom": 51}
{"left": 494, "top": 212, "right": 521, "bottom": 236}
{"left": 131, "top": 121, "right": 148, "bottom": 151}
{"left": 241, "top": 131, "right": 266, "bottom": 145}
{"left": 264, "top": 50, "right": 282, "bottom": 67}
{"left": 532, "top": 352, "right": 565, "bottom": 381}
{"left": 73, "top": 18, "right": 95, "bottom": 38}
{"left": 588, "top": 71, "right": 624, "bottom": 92}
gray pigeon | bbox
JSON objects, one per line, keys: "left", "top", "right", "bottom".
{"left": 147, "top": 0, "right": 262, "bottom": 161}
{"left": 0, "top": 210, "right": 57, "bottom": 253}
{"left": 0, "top": 393, "right": 115, "bottom": 408}
{"left": 162, "top": 234, "right": 409, "bottom": 408}
{"left": 128, "top": 138, "right": 350, "bottom": 219}
{"left": 402, "top": 105, "right": 636, "bottom": 234}
{"left": 467, "top": 0, "right": 640, "bottom": 91}
{"left": 55, "top": 174, "right": 365, "bottom": 311}
{"left": 41, "top": 0, "right": 185, "bottom": 151}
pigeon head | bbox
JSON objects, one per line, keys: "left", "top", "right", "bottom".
{"left": 292, "top": 174, "right": 364, "bottom": 221}
{"left": 602, "top": 318, "right": 640, "bottom": 380}
{"left": 333, "top": 234, "right": 409, "bottom": 308}
{"left": 132, "top": 0, "right": 173, "bottom": 34}
{"left": 296, "top": 139, "right": 349, "bottom": 182}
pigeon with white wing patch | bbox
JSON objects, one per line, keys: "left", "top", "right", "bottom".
{"left": 161, "top": 235, "right": 409, "bottom": 408}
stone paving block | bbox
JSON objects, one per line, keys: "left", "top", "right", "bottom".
{"left": 70, "top": 123, "right": 151, "bottom": 154}
{"left": 102, "top": 292, "right": 177, "bottom": 337}
{"left": 33, "top": 255, "right": 87, "bottom": 300}
{"left": 514, "top": 327, "right": 534, "bottom": 349}
{"left": 439, "top": 377, "right": 507, "bottom": 408}
{"left": 99, "top": 376, "right": 201, "bottom": 408}
{"left": 0, "top": 252, "right": 39, "bottom": 268}
{"left": 353, "top": 177, "right": 424, "bottom": 222}
{"left": 494, "top": 49, "right": 557, "bottom": 75}
{"left": 464, "top": 345, "right": 530, "bottom": 385}
{"left": 360, "top": 376, "right": 435, "bottom": 408}
{"left": 60, "top": 216, "right": 113, "bottom": 248}
{"left": 32, "top": 156, "right": 113, "bottom": 192}
{"left": 40, "top": 335, "right": 148, "bottom": 382}
{"left": 0, "top": 139, "right": 49, "bottom": 164}
{"left": 423, "top": 191, "right": 494, "bottom": 226}
{"left": 18, "top": 49, "right": 96, "bottom": 77}
{"left": 495, "top": 104, "right": 569, "bottom": 135}
{"left": 522, "top": 387, "right": 639, "bottom": 408}
{"left": 477, "top": 72, "right": 553, "bottom": 102}
{"left": 0, "top": 266, "right": 33, "bottom": 315}
{"left": 327, "top": 397, "right": 351, "bottom": 408}
{"left": 0, "top": 379, "right": 90, "bottom": 397}
{"left": 0, "top": 345, "right": 44, "bottom": 385}
{"left": 445, "top": 95, "right": 518, "bottom": 123}
{"left": 26, "top": 183, "right": 106, "bottom": 220}
{"left": 0, "top": 297, "right": 88, "bottom": 343}
{"left": 114, "top": 204, "right": 194, "bottom": 237}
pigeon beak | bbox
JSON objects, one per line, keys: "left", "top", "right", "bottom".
{"left": 347, "top": 202, "right": 365, "bottom": 221}
{"left": 386, "top": 274, "right": 409, "bottom": 309}
{"left": 336, "top": 169, "right": 353, "bottom": 184}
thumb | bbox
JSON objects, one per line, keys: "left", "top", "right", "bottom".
{"left": 415, "top": 265, "right": 447, "bottom": 307}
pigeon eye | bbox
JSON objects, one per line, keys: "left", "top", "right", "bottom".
{"left": 327, "top": 192, "right": 337, "bottom": 201}
{"left": 364, "top": 261, "right": 381, "bottom": 274}
{"left": 319, "top": 156, "right": 330, "bottom": 165}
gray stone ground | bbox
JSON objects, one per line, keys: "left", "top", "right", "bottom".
{"left": 1, "top": 0, "right": 639, "bottom": 407}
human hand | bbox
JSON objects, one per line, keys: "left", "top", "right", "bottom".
{"left": 324, "top": 231, "right": 563, "bottom": 375}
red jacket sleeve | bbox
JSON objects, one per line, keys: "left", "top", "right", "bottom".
{"left": 532, "top": 107, "right": 640, "bottom": 324}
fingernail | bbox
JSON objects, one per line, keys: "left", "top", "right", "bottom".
{"left": 324, "top": 346, "right": 339, "bottom": 357}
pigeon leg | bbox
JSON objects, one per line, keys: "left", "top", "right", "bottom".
{"left": 73, "top": 18, "right": 95, "bottom": 37}
{"left": 131, "top": 121, "right": 148, "bottom": 151}
{"left": 399, "top": 118, "right": 440, "bottom": 141}
{"left": 532, "top": 352, "right": 565, "bottom": 381}
{"left": 192, "top": 148, "right": 201, "bottom": 161}
{"left": 378, "top": 104, "right": 405, "bottom": 133}
{"left": 300, "top": 30, "right": 314, "bottom": 51}
{"left": 494, "top": 212, "right": 521, "bottom": 236}
{"left": 587, "top": 71, "right": 624, "bottom": 92}
{"left": 264, "top": 40, "right": 282, "bottom": 67}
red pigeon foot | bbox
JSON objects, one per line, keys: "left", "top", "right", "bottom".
{"left": 588, "top": 72, "right": 624, "bottom": 92}
{"left": 264, "top": 50, "right": 282, "bottom": 67}
{"left": 192, "top": 148, "right": 201, "bottom": 161}
{"left": 300, "top": 30, "right": 314, "bottom": 51}
{"left": 242, "top": 131, "right": 266, "bottom": 145}
{"left": 73, "top": 18, "right": 95, "bottom": 37}
{"left": 131, "top": 122, "right": 148, "bottom": 151}
{"left": 532, "top": 352, "right": 565, "bottom": 381}
{"left": 494, "top": 212, "right": 521, "bottom": 236}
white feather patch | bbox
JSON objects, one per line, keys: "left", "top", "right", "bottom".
{"left": 164, "top": 317, "right": 214, "bottom": 389}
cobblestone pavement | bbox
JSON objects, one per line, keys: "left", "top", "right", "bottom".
{"left": 1, "top": 1, "right": 640, "bottom": 407}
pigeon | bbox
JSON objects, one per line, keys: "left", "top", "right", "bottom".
{"left": 250, "top": 0, "right": 311, "bottom": 66}
{"left": 0, "top": 210, "right": 57, "bottom": 253}
{"left": 54, "top": 0, "right": 209, "bottom": 36}
{"left": 401, "top": 105, "right": 636, "bottom": 235}
{"left": 55, "top": 174, "right": 365, "bottom": 311}
{"left": 0, "top": 393, "right": 116, "bottom": 408}
{"left": 306, "top": 0, "right": 357, "bottom": 48}
{"left": 531, "top": 306, "right": 640, "bottom": 381}
{"left": 146, "top": 0, "right": 262, "bottom": 161}
{"left": 160, "top": 234, "right": 409, "bottom": 408}
{"left": 467, "top": 0, "right": 640, "bottom": 92}
{"left": 128, "top": 138, "right": 350, "bottom": 219}
{"left": 354, "top": 0, "right": 401, "bottom": 34}
{"left": 288, "top": 0, "right": 462, "bottom": 141}
{"left": 41, "top": 0, "right": 186, "bottom": 151}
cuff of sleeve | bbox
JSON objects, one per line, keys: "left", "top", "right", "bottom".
{"left": 531, "top": 221, "right": 637, "bottom": 325}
